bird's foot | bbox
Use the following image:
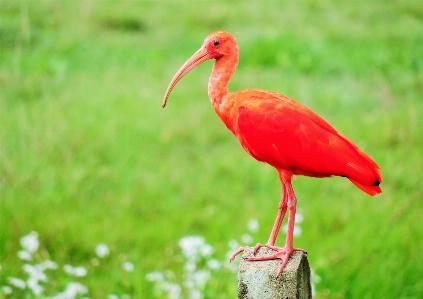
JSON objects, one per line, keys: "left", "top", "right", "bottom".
{"left": 230, "top": 243, "right": 306, "bottom": 265}
{"left": 229, "top": 247, "right": 245, "bottom": 262}
{"left": 252, "top": 242, "right": 284, "bottom": 253}
{"left": 252, "top": 242, "right": 306, "bottom": 254}
{"left": 248, "top": 244, "right": 307, "bottom": 276}
{"left": 229, "top": 243, "right": 284, "bottom": 261}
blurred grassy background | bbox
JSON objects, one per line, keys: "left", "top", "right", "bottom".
{"left": 1, "top": 0, "right": 423, "bottom": 298}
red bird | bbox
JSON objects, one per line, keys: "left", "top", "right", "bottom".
{"left": 162, "top": 31, "right": 382, "bottom": 276}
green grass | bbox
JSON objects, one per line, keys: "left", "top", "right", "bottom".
{"left": 1, "top": 0, "right": 423, "bottom": 298}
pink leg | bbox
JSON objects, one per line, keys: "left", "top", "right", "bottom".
{"left": 248, "top": 171, "right": 306, "bottom": 276}
{"left": 230, "top": 172, "right": 288, "bottom": 261}
{"left": 267, "top": 174, "right": 288, "bottom": 247}
{"left": 250, "top": 178, "right": 288, "bottom": 254}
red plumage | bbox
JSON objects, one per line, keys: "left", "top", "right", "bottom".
{"left": 229, "top": 90, "right": 381, "bottom": 195}
{"left": 162, "top": 31, "right": 382, "bottom": 276}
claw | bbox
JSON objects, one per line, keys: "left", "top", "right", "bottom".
{"left": 230, "top": 246, "right": 245, "bottom": 261}
{"left": 293, "top": 247, "right": 307, "bottom": 254}
{"left": 230, "top": 243, "right": 306, "bottom": 276}
{"left": 252, "top": 243, "right": 264, "bottom": 254}
{"left": 247, "top": 246, "right": 306, "bottom": 277}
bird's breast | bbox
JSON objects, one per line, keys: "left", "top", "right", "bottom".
{"left": 211, "top": 93, "right": 241, "bottom": 134}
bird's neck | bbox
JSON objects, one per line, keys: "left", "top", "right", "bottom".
{"left": 208, "top": 55, "right": 238, "bottom": 110}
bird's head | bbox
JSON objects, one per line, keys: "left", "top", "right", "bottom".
{"left": 162, "top": 31, "right": 238, "bottom": 108}
{"left": 202, "top": 31, "right": 238, "bottom": 59}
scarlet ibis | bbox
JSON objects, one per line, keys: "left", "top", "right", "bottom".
{"left": 162, "top": 31, "right": 382, "bottom": 276}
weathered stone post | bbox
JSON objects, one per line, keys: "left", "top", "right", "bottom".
{"left": 238, "top": 247, "right": 311, "bottom": 299}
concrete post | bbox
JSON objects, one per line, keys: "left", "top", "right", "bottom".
{"left": 238, "top": 247, "right": 311, "bottom": 299}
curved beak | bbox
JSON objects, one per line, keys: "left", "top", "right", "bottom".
{"left": 162, "top": 47, "right": 211, "bottom": 108}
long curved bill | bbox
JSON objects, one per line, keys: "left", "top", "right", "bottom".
{"left": 162, "top": 47, "right": 210, "bottom": 108}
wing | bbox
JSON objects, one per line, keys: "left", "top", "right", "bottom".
{"left": 232, "top": 90, "right": 381, "bottom": 190}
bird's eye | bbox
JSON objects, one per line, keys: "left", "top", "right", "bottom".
{"left": 213, "top": 40, "right": 220, "bottom": 46}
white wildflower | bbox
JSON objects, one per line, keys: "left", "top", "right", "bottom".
{"left": 108, "top": 294, "right": 119, "bottom": 299}
{"left": 53, "top": 282, "right": 87, "bottom": 299}
{"left": 227, "top": 239, "right": 239, "bottom": 251}
{"left": 311, "top": 268, "right": 321, "bottom": 284}
{"left": 241, "top": 233, "right": 253, "bottom": 244}
{"left": 63, "top": 264, "right": 71, "bottom": 274}
{"left": 23, "top": 264, "right": 47, "bottom": 282}
{"left": 2, "top": 286, "right": 12, "bottom": 295}
{"left": 161, "top": 282, "right": 181, "bottom": 299}
{"left": 122, "top": 261, "right": 134, "bottom": 272}
{"left": 184, "top": 279, "right": 194, "bottom": 289}
{"left": 247, "top": 219, "right": 259, "bottom": 233}
{"left": 146, "top": 271, "right": 164, "bottom": 282}
{"left": 74, "top": 267, "right": 87, "bottom": 277}
{"left": 294, "top": 225, "right": 302, "bottom": 236}
{"left": 295, "top": 213, "right": 304, "bottom": 224}
{"left": 18, "top": 250, "right": 32, "bottom": 261}
{"left": 310, "top": 268, "right": 321, "bottom": 296}
{"left": 20, "top": 231, "right": 39, "bottom": 253}
{"left": 225, "top": 260, "right": 239, "bottom": 272}
{"left": 192, "top": 270, "right": 210, "bottom": 288}
{"left": 64, "top": 264, "right": 87, "bottom": 277}
{"left": 179, "top": 236, "right": 205, "bottom": 260}
{"left": 27, "top": 277, "right": 44, "bottom": 296}
{"left": 188, "top": 289, "right": 202, "bottom": 299}
{"left": 7, "top": 277, "right": 26, "bottom": 289}
{"left": 206, "top": 259, "right": 221, "bottom": 270}
{"left": 39, "top": 260, "right": 58, "bottom": 270}
{"left": 95, "top": 243, "right": 110, "bottom": 258}
{"left": 22, "top": 263, "right": 48, "bottom": 296}
{"left": 64, "top": 282, "right": 88, "bottom": 297}
{"left": 200, "top": 243, "right": 214, "bottom": 257}
{"left": 44, "top": 282, "right": 88, "bottom": 299}
{"left": 184, "top": 261, "right": 196, "bottom": 273}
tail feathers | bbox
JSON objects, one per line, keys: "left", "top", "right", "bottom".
{"left": 373, "top": 167, "right": 382, "bottom": 184}
{"left": 341, "top": 137, "right": 382, "bottom": 196}
{"left": 349, "top": 178, "right": 382, "bottom": 196}
{"left": 336, "top": 132, "right": 382, "bottom": 188}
